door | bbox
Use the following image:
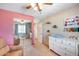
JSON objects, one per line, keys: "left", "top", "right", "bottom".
{"left": 37, "top": 22, "right": 43, "bottom": 43}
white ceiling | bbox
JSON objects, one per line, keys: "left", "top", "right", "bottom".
{"left": 0, "top": 3, "right": 79, "bottom": 21}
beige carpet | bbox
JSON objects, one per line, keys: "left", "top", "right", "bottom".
{"left": 20, "top": 39, "right": 58, "bottom": 56}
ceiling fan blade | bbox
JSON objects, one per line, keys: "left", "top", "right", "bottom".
{"left": 25, "top": 4, "right": 32, "bottom": 9}
{"left": 26, "top": 5, "right": 32, "bottom": 9}
{"left": 36, "top": 3, "right": 42, "bottom": 11}
{"left": 43, "top": 3, "right": 53, "bottom": 5}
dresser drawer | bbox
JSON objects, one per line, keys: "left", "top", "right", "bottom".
{"left": 54, "top": 45, "right": 65, "bottom": 56}
{"left": 66, "top": 49, "right": 76, "bottom": 56}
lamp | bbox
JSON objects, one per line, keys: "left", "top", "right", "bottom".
{"left": 20, "top": 20, "right": 25, "bottom": 24}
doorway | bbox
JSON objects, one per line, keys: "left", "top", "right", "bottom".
{"left": 13, "top": 18, "right": 32, "bottom": 46}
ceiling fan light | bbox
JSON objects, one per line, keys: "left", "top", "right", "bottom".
{"left": 39, "top": 3, "right": 44, "bottom": 9}
{"left": 30, "top": 3, "right": 35, "bottom": 8}
{"left": 34, "top": 7, "right": 38, "bottom": 11}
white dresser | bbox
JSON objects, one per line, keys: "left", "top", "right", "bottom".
{"left": 49, "top": 35, "right": 77, "bottom": 56}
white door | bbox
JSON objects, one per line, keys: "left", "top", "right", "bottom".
{"left": 37, "top": 22, "right": 43, "bottom": 43}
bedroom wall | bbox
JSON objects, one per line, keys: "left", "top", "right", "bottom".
{"left": 43, "top": 5, "right": 79, "bottom": 38}
{"left": 37, "top": 21, "right": 43, "bottom": 43}
{"left": 0, "top": 9, "right": 34, "bottom": 45}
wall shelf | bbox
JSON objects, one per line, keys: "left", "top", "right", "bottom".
{"left": 64, "top": 16, "right": 79, "bottom": 32}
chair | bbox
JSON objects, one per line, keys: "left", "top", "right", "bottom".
{"left": 0, "top": 37, "right": 23, "bottom": 56}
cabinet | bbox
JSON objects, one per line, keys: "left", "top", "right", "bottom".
{"left": 49, "top": 37, "right": 54, "bottom": 50}
{"left": 44, "top": 33, "right": 50, "bottom": 47}
{"left": 49, "top": 36, "right": 76, "bottom": 56}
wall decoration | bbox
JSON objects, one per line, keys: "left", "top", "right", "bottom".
{"left": 52, "top": 25, "right": 58, "bottom": 28}
{"left": 47, "top": 30, "right": 50, "bottom": 33}
{"left": 46, "top": 21, "right": 51, "bottom": 24}
{"left": 64, "top": 16, "right": 79, "bottom": 32}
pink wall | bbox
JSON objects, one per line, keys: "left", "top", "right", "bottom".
{"left": 0, "top": 9, "right": 34, "bottom": 45}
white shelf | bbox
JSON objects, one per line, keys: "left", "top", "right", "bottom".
{"left": 64, "top": 25, "right": 79, "bottom": 28}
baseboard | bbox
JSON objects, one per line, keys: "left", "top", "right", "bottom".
{"left": 50, "top": 49, "right": 61, "bottom": 56}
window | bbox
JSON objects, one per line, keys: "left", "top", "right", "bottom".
{"left": 18, "top": 24, "right": 26, "bottom": 33}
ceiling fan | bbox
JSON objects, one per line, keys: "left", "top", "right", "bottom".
{"left": 25, "top": 3, "right": 53, "bottom": 12}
